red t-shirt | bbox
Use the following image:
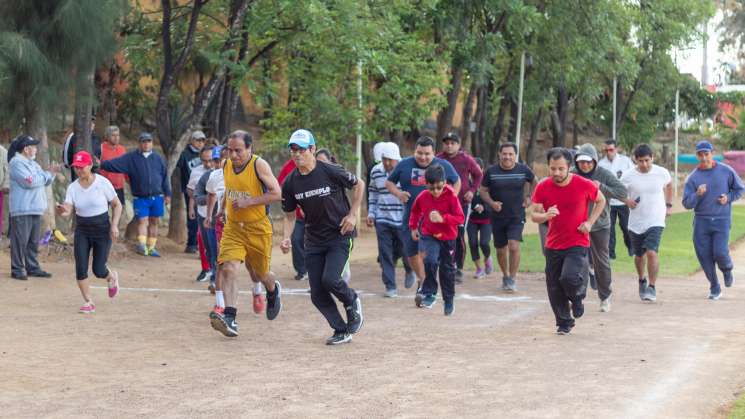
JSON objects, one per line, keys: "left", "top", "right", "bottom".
{"left": 532, "top": 175, "right": 598, "bottom": 250}
{"left": 277, "top": 159, "right": 304, "bottom": 220}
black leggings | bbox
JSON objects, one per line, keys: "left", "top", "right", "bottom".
{"left": 74, "top": 213, "right": 112, "bottom": 281}
{"left": 467, "top": 222, "right": 491, "bottom": 261}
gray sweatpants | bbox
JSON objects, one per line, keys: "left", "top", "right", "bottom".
{"left": 10, "top": 214, "right": 42, "bottom": 277}
{"left": 589, "top": 228, "right": 612, "bottom": 301}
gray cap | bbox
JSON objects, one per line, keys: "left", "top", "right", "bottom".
{"left": 192, "top": 130, "right": 207, "bottom": 140}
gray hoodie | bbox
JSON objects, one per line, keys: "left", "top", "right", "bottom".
{"left": 572, "top": 143, "right": 628, "bottom": 232}
{"left": 9, "top": 153, "right": 54, "bottom": 216}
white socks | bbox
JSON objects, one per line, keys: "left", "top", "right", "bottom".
{"left": 215, "top": 290, "right": 225, "bottom": 308}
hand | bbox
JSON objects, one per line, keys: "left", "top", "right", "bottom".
{"left": 463, "top": 191, "right": 474, "bottom": 202}
{"left": 397, "top": 191, "right": 411, "bottom": 204}
{"left": 165, "top": 196, "right": 171, "bottom": 205}
{"left": 216, "top": 210, "right": 225, "bottom": 223}
{"left": 54, "top": 203, "right": 67, "bottom": 216}
{"left": 577, "top": 221, "right": 592, "bottom": 233}
{"left": 110, "top": 226, "right": 120, "bottom": 241}
{"left": 48, "top": 163, "right": 62, "bottom": 174}
{"left": 490, "top": 201, "right": 503, "bottom": 212}
{"left": 188, "top": 208, "right": 196, "bottom": 220}
{"left": 203, "top": 217, "right": 212, "bottom": 229}
{"left": 410, "top": 229, "right": 420, "bottom": 242}
{"left": 474, "top": 204, "right": 484, "bottom": 213}
{"left": 429, "top": 210, "right": 444, "bottom": 223}
{"left": 718, "top": 194, "right": 728, "bottom": 205}
{"left": 233, "top": 196, "right": 255, "bottom": 209}
{"left": 366, "top": 217, "right": 374, "bottom": 228}
{"left": 280, "top": 238, "right": 291, "bottom": 254}
{"left": 625, "top": 198, "right": 638, "bottom": 209}
{"left": 696, "top": 184, "right": 707, "bottom": 197}
{"left": 666, "top": 206, "right": 673, "bottom": 217}
{"left": 339, "top": 213, "right": 357, "bottom": 235}
{"left": 546, "top": 205, "right": 560, "bottom": 220}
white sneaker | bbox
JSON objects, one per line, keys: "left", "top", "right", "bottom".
{"left": 599, "top": 298, "right": 611, "bottom": 313}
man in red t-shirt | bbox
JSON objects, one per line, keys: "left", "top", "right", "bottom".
{"left": 530, "top": 148, "right": 605, "bottom": 335}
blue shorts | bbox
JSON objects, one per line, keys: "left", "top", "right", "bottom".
{"left": 402, "top": 224, "right": 420, "bottom": 258}
{"left": 133, "top": 195, "right": 165, "bottom": 219}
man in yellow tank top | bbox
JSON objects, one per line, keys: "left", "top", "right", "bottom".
{"left": 210, "top": 130, "right": 282, "bottom": 338}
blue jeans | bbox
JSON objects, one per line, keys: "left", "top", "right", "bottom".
{"left": 693, "top": 216, "right": 733, "bottom": 290}
{"left": 197, "top": 214, "right": 217, "bottom": 274}
{"left": 375, "top": 222, "right": 407, "bottom": 291}
{"left": 291, "top": 219, "right": 306, "bottom": 276}
{"left": 418, "top": 236, "right": 456, "bottom": 301}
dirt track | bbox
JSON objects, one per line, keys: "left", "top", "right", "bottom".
{"left": 1, "top": 234, "right": 745, "bottom": 419}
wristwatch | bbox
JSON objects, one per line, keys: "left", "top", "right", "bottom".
{"left": 665, "top": 203, "right": 672, "bottom": 208}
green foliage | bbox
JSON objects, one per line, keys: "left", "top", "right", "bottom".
{"left": 722, "top": 110, "right": 745, "bottom": 150}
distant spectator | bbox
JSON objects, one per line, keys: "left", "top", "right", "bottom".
{"left": 176, "top": 130, "right": 207, "bottom": 253}
{"left": 98, "top": 125, "right": 128, "bottom": 207}
{"left": 63, "top": 116, "right": 102, "bottom": 181}
{"left": 0, "top": 143, "right": 8, "bottom": 236}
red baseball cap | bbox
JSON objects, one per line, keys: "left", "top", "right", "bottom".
{"left": 71, "top": 151, "right": 93, "bottom": 168}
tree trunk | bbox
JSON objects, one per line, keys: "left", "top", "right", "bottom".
{"left": 526, "top": 108, "right": 544, "bottom": 166}
{"left": 74, "top": 66, "right": 95, "bottom": 153}
{"left": 436, "top": 66, "right": 463, "bottom": 141}
{"left": 167, "top": 175, "right": 186, "bottom": 242}
{"left": 550, "top": 85, "right": 569, "bottom": 148}
{"left": 460, "top": 82, "right": 478, "bottom": 154}
{"left": 473, "top": 86, "right": 488, "bottom": 159}
{"left": 26, "top": 111, "right": 56, "bottom": 233}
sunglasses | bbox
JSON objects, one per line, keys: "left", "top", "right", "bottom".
{"left": 289, "top": 145, "right": 309, "bottom": 153}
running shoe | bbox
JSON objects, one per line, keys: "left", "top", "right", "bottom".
{"left": 556, "top": 325, "right": 573, "bottom": 335}
{"left": 638, "top": 278, "right": 648, "bottom": 301}
{"left": 444, "top": 299, "right": 454, "bottom": 316}
{"left": 473, "top": 268, "right": 485, "bottom": 279}
{"left": 253, "top": 293, "right": 266, "bottom": 314}
{"left": 415, "top": 292, "right": 424, "bottom": 307}
{"left": 643, "top": 286, "right": 657, "bottom": 302}
{"left": 265, "top": 281, "right": 282, "bottom": 320}
{"left": 503, "top": 276, "right": 517, "bottom": 293}
{"left": 294, "top": 273, "right": 308, "bottom": 281}
{"left": 709, "top": 282, "right": 722, "bottom": 300}
{"left": 422, "top": 294, "right": 436, "bottom": 309}
{"left": 135, "top": 243, "right": 149, "bottom": 256}
{"left": 346, "top": 297, "right": 364, "bottom": 334}
{"left": 211, "top": 313, "right": 238, "bottom": 337}
{"left": 454, "top": 269, "right": 464, "bottom": 284}
{"left": 107, "top": 271, "right": 119, "bottom": 298}
{"left": 571, "top": 299, "right": 584, "bottom": 318}
{"left": 210, "top": 305, "right": 224, "bottom": 317}
{"left": 208, "top": 281, "right": 216, "bottom": 294}
{"left": 384, "top": 289, "right": 398, "bottom": 298}
{"left": 79, "top": 303, "right": 96, "bottom": 314}
{"left": 484, "top": 257, "right": 494, "bottom": 275}
{"left": 28, "top": 270, "right": 52, "bottom": 278}
{"left": 724, "top": 270, "right": 734, "bottom": 288}
{"left": 599, "top": 297, "right": 611, "bottom": 313}
{"left": 404, "top": 271, "right": 416, "bottom": 289}
{"left": 184, "top": 245, "right": 197, "bottom": 254}
{"left": 326, "top": 331, "right": 352, "bottom": 345}
{"left": 195, "top": 270, "right": 210, "bottom": 282}
{"left": 148, "top": 247, "right": 161, "bottom": 257}
{"left": 589, "top": 271, "right": 597, "bottom": 291}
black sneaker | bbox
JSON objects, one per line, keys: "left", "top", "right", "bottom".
{"left": 571, "top": 299, "right": 584, "bottom": 318}
{"left": 589, "top": 271, "right": 597, "bottom": 291}
{"left": 415, "top": 291, "right": 424, "bottom": 307}
{"left": 11, "top": 273, "right": 28, "bottom": 281}
{"left": 266, "top": 281, "right": 282, "bottom": 320}
{"left": 346, "top": 297, "right": 364, "bottom": 334}
{"left": 211, "top": 313, "right": 238, "bottom": 337}
{"left": 326, "top": 331, "right": 352, "bottom": 345}
{"left": 454, "top": 269, "right": 464, "bottom": 284}
{"left": 724, "top": 270, "right": 734, "bottom": 288}
{"left": 28, "top": 270, "right": 52, "bottom": 278}
{"left": 195, "top": 270, "right": 209, "bottom": 282}
{"left": 556, "top": 325, "right": 573, "bottom": 335}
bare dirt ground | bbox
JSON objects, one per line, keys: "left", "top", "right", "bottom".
{"left": 1, "top": 230, "right": 745, "bottom": 419}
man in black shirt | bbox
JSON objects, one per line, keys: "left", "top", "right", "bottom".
{"left": 479, "top": 142, "right": 535, "bottom": 292}
{"left": 280, "top": 129, "right": 365, "bottom": 345}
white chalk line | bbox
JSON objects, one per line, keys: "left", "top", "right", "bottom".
{"left": 89, "top": 286, "right": 546, "bottom": 304}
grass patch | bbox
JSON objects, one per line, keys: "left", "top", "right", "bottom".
{"left": 729, "top": 392, "right": 745, "bottom": 419}
{"left": 464, "top": 206, "right": 745, "bottom": 276}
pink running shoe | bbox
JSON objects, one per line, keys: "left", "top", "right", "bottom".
{"left": 484, "top": 257, "right": 494, "bottom": 275}
{"left": 473, "top": 268, "right": 486, "bottom": 279}
{"left": 108, "top": 271, "right": 119, "bottom": 298}
{"left": 79, "top": 303, "right": 96, "bottom": 314}
{"left": 253, "top": 294, "right": 266, "bottom": 314}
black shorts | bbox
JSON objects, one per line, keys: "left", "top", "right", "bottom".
{"left": 629, "top": 226, "right": 664, "bottom": 257}
{"left": 491, "top": 217, "right": 525, "bottom": 248}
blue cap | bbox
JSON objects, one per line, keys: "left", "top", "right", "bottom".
{"left": 695, "top": 140, "right": 713, "bottom": 153}
{"left": 211, "top": 145, "right": 223, "bottom": 160}
{"left": 288, "top": 129, "right": 315, "bottom": 149}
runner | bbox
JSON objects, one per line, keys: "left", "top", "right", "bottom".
{"left": 280, "top": 129, "right": 365, "bottom": 345}
{"left": 598, "top": 139, "right": 634, "bottom": 259}
{"left": 436, "top": 132, "right": 482, "bottom": 283}
{"left": 467, "top": 158, "right": 492, "bottom": 279}
{"left": 100, "top": 132, "right": 171, "bottom": 257}
{"left": 682, "top": 140, "right": 745, "bottom": 299}
{"left": 479, "top": 142, "right": 535, "bottom": 292}
{"left": 56, "top": 151, "right": 122, "bottom": 313}
{"left": 367, "top": 142, "right": 415, "bottom": 296}
{"left": 190, "top": 146, "right": 217, "bottom": 285}
{"left": 620, "top": 144, "right": 673, "bottom": 302}
{"left": 530, "top": 148, "right": 605, "bottom": 334}
{"left": 572, "top": 144, "right": 628, "bottom": 312}
{"left": 205, "top": 147, "right": 227, "bottom": 312}
{"left": 386, "top": 136, "right": 461, "bottom": 298}
{"left": 210, "top": 130, "right": 282, "bottom": 338}
{"left": 408, "top": 164, "right": 464, "bottom": 315}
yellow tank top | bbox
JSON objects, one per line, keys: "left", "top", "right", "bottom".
{"left": 224, "top": 155, "right": 270, "bottom": 228}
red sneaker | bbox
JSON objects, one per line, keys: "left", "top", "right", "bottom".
{"left": 253, "top": 294, "right": 265, "bottom": 314}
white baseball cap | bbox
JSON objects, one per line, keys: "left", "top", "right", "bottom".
{"left": 381, "top": 142, "right": 401, "bottom": 161}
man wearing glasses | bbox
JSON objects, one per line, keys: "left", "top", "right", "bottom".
{"left": 280, "top": 129, "right": 365, "bottom": 345}
{"left": 176, "top": 130, "right": 207, "bottom": 254}
{"left": 598, "top": 139, "right": 634, "bottom": 259}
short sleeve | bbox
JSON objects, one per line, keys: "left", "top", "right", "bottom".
{"left": 525, "top": 166, "right": 535, "bottom": 183}
{"left": 325, "top": 162, "right": 357, "bottom": 189}
{"left": 64, "top": 184, "right": 75, "bottom": 206}
{"left": 100, "top": 177, "right": 117, "bottom": 202}
{"left": 480, "top": 167, "right": 491, "bottom": 187}
{"left": 661, "top": 167, "right": 672, "bottom": 184}
{"left": 206, "top": 171, "right": 219, "bottom": 194}
{"left": 281, "top": 179, "right": 297, "bottom": 213}
{"left": 532, "top": 181, "right": 545, "bottom": 206}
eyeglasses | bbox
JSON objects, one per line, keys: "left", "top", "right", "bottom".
{"left": 289, "top": 145, "right": 309, "bottom": 154}
{"left": 200, "top": 158, "right": 211, "bottom": 163}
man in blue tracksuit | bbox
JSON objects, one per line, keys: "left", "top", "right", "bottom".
{"left": 682, "top": 140, "right": 745, "bottom": 300}
{"left": 100, "top": 132, "right": 172, "bottom": 257}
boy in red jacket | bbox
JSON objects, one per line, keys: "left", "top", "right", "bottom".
{"left": 409, "top": 164, "right": 465, "bottom": 315}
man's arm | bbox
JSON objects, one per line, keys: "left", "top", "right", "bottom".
{"left": 681, "top": 176, "right": 699, "bottom": 209}
{"left": 463, "top": 156, "right": 483, "bottom": 201}
{"left": 385, "top": 180, "right": 409, "bottom": 203}
{"left": 9, "top": 162, "right": 54, "bottom": 189}
{"left": 664, "top": 181, "right": 673, "bottom": 215}
{"left": 729, "top": 168, "right": 745, "bottom": 203}
{"left": 367, "top": 171, "right": 379, "bottom": 225}
{"left": 586, "top": 191, "right": 606, "bottom": 226}
{"left": 99, "top": 153, "right": 130, "bottom": 174}
{"left": 280, "top": 210, "right": 297, "bottom": 254}
{"left": 600, "top": 171, "right": 627, "bottom": 201}
{"left": 340, "top": 179, "right": 365, "bottom": 235}
{"left": 530, "top": 202, "right": 553, "bottom": 224}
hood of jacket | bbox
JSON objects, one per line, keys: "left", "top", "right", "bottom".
{"left": 575, "top": 143, "right": 599, "bottom": 178}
